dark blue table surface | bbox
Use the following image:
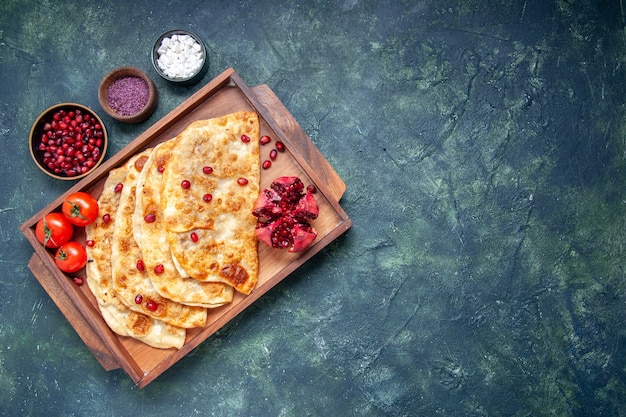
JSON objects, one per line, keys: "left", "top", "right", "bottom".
{"left": 2, "top": 1, "right": 626, "bottom": 415}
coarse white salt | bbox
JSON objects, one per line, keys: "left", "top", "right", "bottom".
{"left": 156, "top": 34, "right": 204, "bottom": 80}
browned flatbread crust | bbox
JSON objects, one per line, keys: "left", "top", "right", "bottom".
{"left": 86, "top": 164, "right": 186, "bottom": 349}
{"left": 84, "top": 111, "right": 261, "bottom": 349}
{"left": 161, "top": 111, "right": 260, "bottom": 294}
{"left": 111, "top": 150, "right": 207, "bottom": 328}
{"left": 134, "top": 139, "right": 235, "bottom": 307}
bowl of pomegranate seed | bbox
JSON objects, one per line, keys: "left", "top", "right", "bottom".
{"left": 98, "top": 66, "right": 158, "bottom": 123}
{"left": 29, "top": 103, "right": 108, "bottom": 180}
{"left": 151, "top": 29, "right": 208, "bottom": 85}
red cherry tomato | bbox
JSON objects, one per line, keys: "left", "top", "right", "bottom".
{"left": 54, "top": 241, "right": 87, "bottom": 273}
{"left": 35, "top": 213, "right": 74, "bottom": 248}
{"left": 62, "top": 192, "right": 99, "bottom": 226}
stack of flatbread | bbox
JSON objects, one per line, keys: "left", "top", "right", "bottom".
{"left": 85, "top": 111, "right": 260, "bottom": 349}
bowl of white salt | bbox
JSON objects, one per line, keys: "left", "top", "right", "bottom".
{"left": 151, "top": 29, "right": 207, "bottom": 85}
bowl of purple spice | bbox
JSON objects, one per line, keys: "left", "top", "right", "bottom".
{"left": 98, "top": 66, "right": 158, "bottom": 123}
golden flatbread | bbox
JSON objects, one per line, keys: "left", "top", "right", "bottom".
{"left": 161, "top": 111, "right": 260, "bottom": 294}
{"left": 110, "top": 150, "right": 207, "bottom": 328}
{"left": 84, "top": 111, "right": 262, "bottom": 349}
{"left": 134, "top": 139, "right": 235, "bottom": 307}
{"left": 85, "top": 164, "right": 186, "bottom": 349}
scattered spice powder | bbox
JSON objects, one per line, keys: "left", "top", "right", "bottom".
{"left": 107, "top": 76, "right": 149, "bottom": 116}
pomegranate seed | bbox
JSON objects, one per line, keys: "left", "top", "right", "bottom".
{"left": 102, "top": 213, "right": 111, "bottom": 223}
{"left": 237, "top": 177, "right": 249, "bottom": 186}
{"left": 203, "top": 166, "right": 213, "bottom": 175}
{"left": 146, "top": 301, "right": 158, "bottom": 312}
{"left": 144, "top": 213, "right": 156, "bottom": 223}
{"left": 190, "top": 232, "right": 199, "bottom": 242}
{"left": 134, "top": 294, "right": 143, "bottom": 304}
{"left": 262, "top": 160, "right": 272, "bottom": 169}
{"left": 203, "top": 193, "right": 212, "bottom": 202}
{"left": 157, "top": 165, "right": 165, "bottom": 173}
{"left": 85, "top": 239, "right": 95, "bottom": 247}
{"left": 34, "top": 107, "right": 105, "bottom": 177}
{"left": 136, "top": 260, "right": 145, "bottom": 271}
{"left": 275, "top": 141, "right": 285, "bottom": 152}
{"left": 181, "top": 179, "right": 191, "bottom": 189}
{"left": 72, "top": 276, "right": 84, "bottom": 286}
{"left": 307, "top": 185, "right": 317, "bottom": 194}
{"left": 269, "top": 149, "right": 278, "bottom": 160}
{"left": 154, "top": 264, "right": 165, "bottom": 274}
{"left": 260, "top": 135, "right": 272, "bottom": 145}
{"left": 241, "top": 134, "right": 251, "bottom": 143}
{"left": 114, "top": 183, "right": 123, "bottom": 193}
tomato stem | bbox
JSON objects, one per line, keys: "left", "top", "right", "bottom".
{"left": 67, "top": 201, "right": 88, "bottom": 220}
{"left": 43, "top": 217, "right": 53, "bottom": 247}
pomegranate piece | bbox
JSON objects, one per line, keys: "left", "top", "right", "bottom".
{"left": 252, "top": 176, "right": 319, "bottom": 252}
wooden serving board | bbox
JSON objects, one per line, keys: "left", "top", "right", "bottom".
{"left": 21, "top": 68, "right": 351, "bottom": 388}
